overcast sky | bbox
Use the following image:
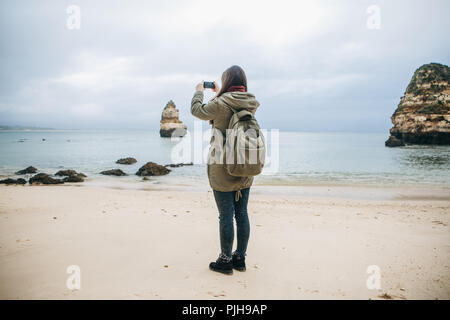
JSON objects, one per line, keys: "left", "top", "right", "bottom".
{"left": 0, "top": 0, "right": 449, "bottom": 132}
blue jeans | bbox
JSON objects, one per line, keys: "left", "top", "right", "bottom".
{"left": 213, "top": 188, "right": 250, "bottom": 260}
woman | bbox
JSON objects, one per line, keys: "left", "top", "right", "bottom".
{"left": 191, "top": 65, "right": 260, "bottom": 275}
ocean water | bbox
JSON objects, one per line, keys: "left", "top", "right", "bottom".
{"left": 0, "top": 130, "right": 449, "bottom": 188}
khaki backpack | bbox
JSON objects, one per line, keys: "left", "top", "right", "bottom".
{"left": 223, "top": 106, "right": 265, "bottom": 177}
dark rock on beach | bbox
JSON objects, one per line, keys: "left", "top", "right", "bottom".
{"left": 164, "top": 162, "right": 193, "bottom": 168}
{"left": 55, "top": 169, "right": 87, "bottom": 178}
{"left": 63, "top": 174, "right": 85, "bottom": 183}
{"left": 116, "top": 157, "right": 137, "bottom": 165}
{"left": 55, "top": 170, "right": 86, "bottom": 182}
{"left": 136, "top": 162, "right": 171, "bottom": 176}
{"left": 100, "top": 169, "right": 127, "bottom": 176}
{"left": 0, "top": 178, "right": 27, "bottom": 185}
{"left": 15, "top": 166, "right": 37, "bottom": 175}
{"left": 29, "top": 173, "right": 64, "bottom": 185}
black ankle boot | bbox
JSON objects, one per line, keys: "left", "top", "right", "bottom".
{"left": 209, "top": 255, "right": 233, "bottom": 275}
{"left": 232, "top": 253, "right": 246, "bottom": 271}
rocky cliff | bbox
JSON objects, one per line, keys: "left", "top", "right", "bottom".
{"left": 385, "top": 63, "right": 450, "bottom": 147}
{"left": 160, "top": 100, "right": 187, "bottom": 138}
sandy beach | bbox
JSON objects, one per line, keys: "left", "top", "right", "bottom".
{"left": 0, "top": 184, "right": 449, "bottom": 300}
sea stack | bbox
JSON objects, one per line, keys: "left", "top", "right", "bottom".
{"left": 160, "top": 100, "right": 187, "bottom": 138}
{"left": 385, "top": 63, "right": 450, "bottom": 147}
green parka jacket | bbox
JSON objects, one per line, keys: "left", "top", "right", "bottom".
{"left": 191, "top": 90, "right": 260, "bottom": 192}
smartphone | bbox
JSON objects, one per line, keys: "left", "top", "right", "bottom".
{"left": 203, "top": 81, "right": 215, "bottom": 89}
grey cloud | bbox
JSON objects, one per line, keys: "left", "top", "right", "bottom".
{"left": 0, "top": 0, "right": 449, "bottom": 131}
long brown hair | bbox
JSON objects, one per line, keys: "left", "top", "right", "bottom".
{"left": 216, "top": 65, "right": 248, "bottom": 97}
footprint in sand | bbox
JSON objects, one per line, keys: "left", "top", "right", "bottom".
{"left": 431, "top": 220, "right": 447, "bottom": 226}
{"left": 16, "top": 239, "right": 32, "bottom": 248}
{"left": 378, "top": 293, "right": 392, "bottom": 299}
{"left": 379, "top": 292, "right": 407, "bottom": 300}
{"left": 207, "top": 291, "right": 226, "bottom": 297}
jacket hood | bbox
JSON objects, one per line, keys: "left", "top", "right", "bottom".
{"left": 217, "top": 91, "right": 260, "bottom": 112}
